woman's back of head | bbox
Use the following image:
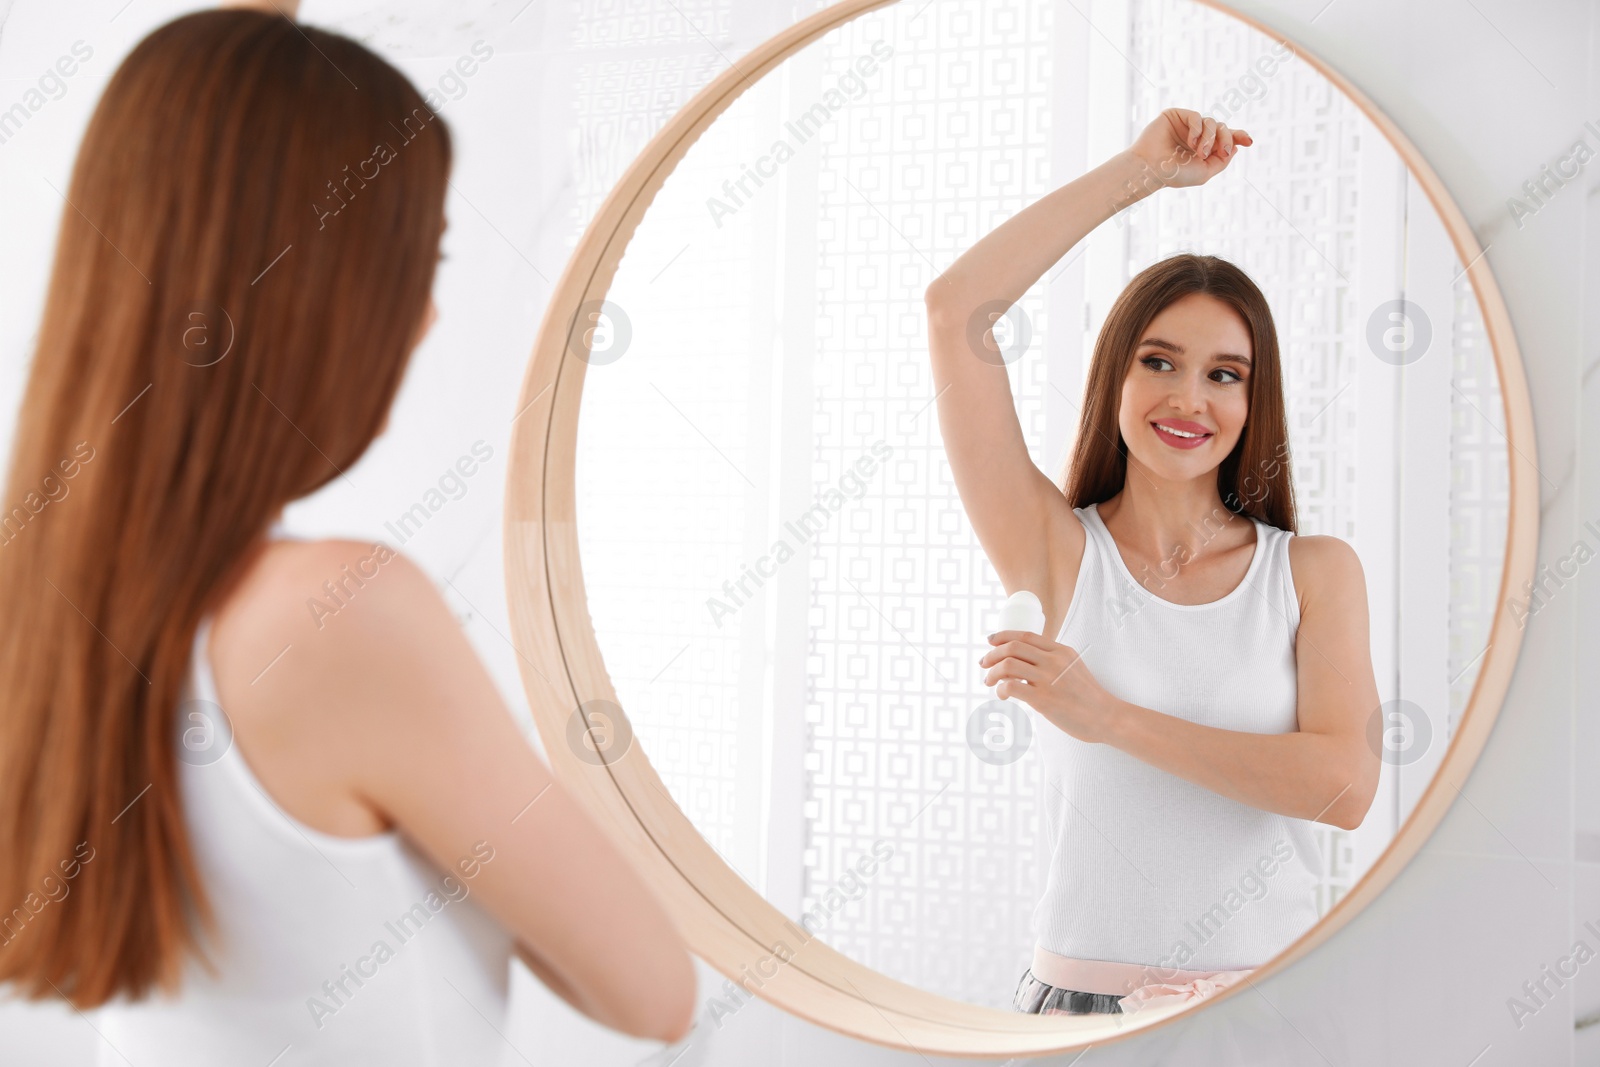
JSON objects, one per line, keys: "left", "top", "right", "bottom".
{"left": 0, "top": 8, "right": 450, "bottom": 1008}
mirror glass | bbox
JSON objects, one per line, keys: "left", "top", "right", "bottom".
{"left": 570, "top": 0, "right": 1510, "bottom": 1010}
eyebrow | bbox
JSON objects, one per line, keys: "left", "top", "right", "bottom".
{"left": 1137, "top": 337, "right": 1252, "bottom": 368}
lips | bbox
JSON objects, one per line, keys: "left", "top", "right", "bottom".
{"left": 1151, "top": 420, "right": 1214, "bottom": 449}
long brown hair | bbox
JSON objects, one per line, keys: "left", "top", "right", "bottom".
{"left": 1062, "top": 253, "right": 1297, "bottom": 533}
{"left": 0, "top": 10, "right": 451, "bottom": 1007}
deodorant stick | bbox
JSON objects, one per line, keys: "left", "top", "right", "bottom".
{"left": 998, "top": 590, "right": 1046, "bottom": 636}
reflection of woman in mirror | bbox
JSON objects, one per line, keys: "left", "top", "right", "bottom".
{"left": 924, "top": 108, "right": 1381, "bottom": 1016}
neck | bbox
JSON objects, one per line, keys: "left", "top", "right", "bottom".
{"left": 1098, "top": 462, "right": 1244, "bottom": 561}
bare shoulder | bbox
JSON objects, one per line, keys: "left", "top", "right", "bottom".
{"left": 216, "top": 533, "right": 477, "bottom": 705}
{"left": 207, "top": 537, "right": 467, "bottom": 834}
{"left": 1285, "top": 533, "right": 1367, "bottom": 616}
{"left": 212, "top": 537, "right": 442, "bottom": 670}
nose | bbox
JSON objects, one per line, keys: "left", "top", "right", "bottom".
{"left": 1167, "top": 371, "right": 1206, "bottom": 413}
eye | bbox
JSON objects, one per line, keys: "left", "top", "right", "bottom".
{"left": 1213, "top": 367, "right": 1245, "bottom": 384}
{"left": 1139, "top": 354, "right": 1173, "bottom": 372}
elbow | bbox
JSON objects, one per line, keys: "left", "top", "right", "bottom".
{"left": 1326, "top": 802, "right": 1369, "bottom": 833}
{"left": 923, "top": 280, "right": 961, "bottom": 328}
{"left": 1321, "top": 751, "right": 1380, "bottom": 831}
{"left": 652, "top": 970, "right": 698, "bottom": 1045}
{"left": 620, "top": 948, "right": 698, "bottom": 1044}
{"left": 660, "top": 988, "right": 698, "bottom": 1045}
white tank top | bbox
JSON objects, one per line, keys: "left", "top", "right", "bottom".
{"left": 1031, "top": 502, "right": 1323, "bottom": 972}
{"left": 92, "top": 561, "right": 513, "bottom": 1064}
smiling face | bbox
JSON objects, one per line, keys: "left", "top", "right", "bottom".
{"left": 1117, "top": 291, "right": 1253, "bottom": 483}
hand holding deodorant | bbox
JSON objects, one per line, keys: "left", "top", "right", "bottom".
{"left": 989, "top": 590, "right": 1045, "bottom": 701}
{"left": 971, "top": 591, "right": 1046, "bottom": 764}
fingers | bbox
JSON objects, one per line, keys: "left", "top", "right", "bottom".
{"left": 984, "top": 654, "right": 1044, "bottom": 688}
{"left": 983, "top": 645, "right": 1077, "bottom": 687}
{"left": 1210, "top": 123, "right": 1250, "bottom": 161}
{"left": 1185, "top": 116, "right": 1250, "bottom": 162}
{"left": 1216, "top": 123, "right": 1235, "bottom": 159}
{"left": 1161, "top": 110, "right": 1252, "bottom": 174}
{"left": 985, "top": 629, "right": 1046, "bottom": 649}
{"left": 996, "top": 678, "right": 1035, "bottom": 702}
{"left": 993, "top": 662, "right": 1043, "bottom": 697}
{"left": 980, "top": 634, "right": 1056, "bottom": 665}
{"left": 981, "top": 643, "right": 1045, "bottom": 676}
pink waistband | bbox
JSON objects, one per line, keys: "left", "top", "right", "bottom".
{"left": 1031, "top": 944, "right": 1253, "bottom": 1013}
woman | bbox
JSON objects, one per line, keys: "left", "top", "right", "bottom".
{"left": 0, "top": 9, "right": 695, "bottom": 1062}
{"left": 924, "top": 108, "right": 1381, "bottom": 1016}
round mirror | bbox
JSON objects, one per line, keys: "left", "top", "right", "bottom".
{"left": 505, "top": 0, "right": 1537, "bottom": 1053}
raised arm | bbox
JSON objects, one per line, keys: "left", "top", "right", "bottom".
{"left": 923, "top": 109, "right": 1241, "bottom": 624}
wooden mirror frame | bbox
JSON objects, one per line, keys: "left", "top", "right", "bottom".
{"left": 502, "top": 0, "right": 1539, "bottom": 1054}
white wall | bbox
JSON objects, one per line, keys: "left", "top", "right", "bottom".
{"left": 0, "top": 0, "right": 1594, "bottom": 1064}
